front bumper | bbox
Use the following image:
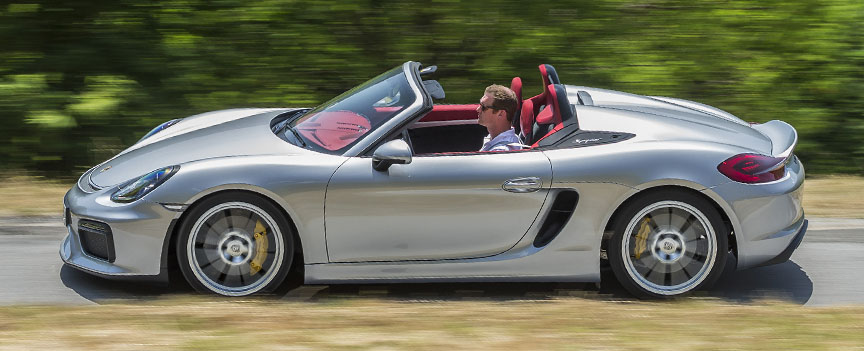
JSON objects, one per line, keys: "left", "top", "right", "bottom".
{"left": 60, "top": 182, "right": 179, "bottom": 277}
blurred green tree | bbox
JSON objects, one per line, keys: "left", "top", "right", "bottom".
{"left": 0, "top": 0, "right": 862, "bottom": 177}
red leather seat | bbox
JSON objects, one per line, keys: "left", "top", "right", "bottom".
{"left": 521, "top": 64, "right": 562, "bottom": 145}
{"left": 532, "top": 84, "right": 576, "bottom": 147}
{"left": 510, "top": 77, "right": 523, "bottom": 133}
{"left": 519, "top": 99, "right": 535, "bottom": 144}
{"left": 528, "top": 64, "right": 560, "bottom": 115}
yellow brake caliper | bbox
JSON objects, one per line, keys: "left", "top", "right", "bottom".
{"left": 634, "top": 217, "right": 652, "bottom": 259}
{"left": 249, "top": 220, "right": 269, "bottom": 275}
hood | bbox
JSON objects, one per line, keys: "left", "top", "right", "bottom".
{"left": 89, "top": 108, "right": 307, "bottom": 188}
{"left": 567, "top": 86, "right": 773, "bottom": 154}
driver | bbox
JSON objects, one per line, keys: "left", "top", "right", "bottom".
{"left": 477, "top": 84, "right": 522, "bottom": 151}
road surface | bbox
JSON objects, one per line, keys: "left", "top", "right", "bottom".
{"left": 0, "top": 217, "right": 861, "bottom": 306}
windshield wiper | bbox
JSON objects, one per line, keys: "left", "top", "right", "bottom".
{"left": 272, "top": 119, "right": 290, "bottom": 134}
{"left": 286, "top": 126, "right": 307, "bottom": 148}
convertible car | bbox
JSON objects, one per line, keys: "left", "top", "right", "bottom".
{"left": 61, "top": 62, "right": 806, "bottom": 298}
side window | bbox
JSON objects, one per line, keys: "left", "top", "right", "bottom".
{"left": 407, "top": 124, "right": 487, "bottom": 155}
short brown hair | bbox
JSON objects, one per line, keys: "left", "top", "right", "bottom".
{"left": 484, "top": 84, "right": 518, "bottom": 122}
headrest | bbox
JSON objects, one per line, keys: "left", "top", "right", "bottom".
{"left": 510, "top": 77, "right": 523, "bottom": 102}
{"left": 510, "top": 77, "right": 523, "bottom": 131}
{"left": 535, "top": 64, "right": 561, "bottom": 109}
{"left": 520, "top": 99, "right": 535, "bottom": 142}
{"left": 535, "top": 84, "right": 575, "bottom": 126}
{"left": 540, "top": 64, "right": 560, "bottom": 86}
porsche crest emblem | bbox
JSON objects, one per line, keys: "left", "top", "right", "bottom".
{"left": 100, "top": 165, "right": 112, "bottom": 173}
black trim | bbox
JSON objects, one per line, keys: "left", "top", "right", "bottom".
{"left": 269, "top": 108, "right": 311, "bottom": 130}
{"left": 757, "top": 219, "right": 808, "bottom": 267}
{"left": 77, "top": 219, "right": 116, "bottom": 263}
{"left": 576, "top": 91, "right": 594, "bottom": 106}
{"left": 536, "top": 118, "right": 580, "bottom": 147}
{"left": 64, "top": 263, "right": 169, "bottom": 283}
{"left": 422, "top": 80, "right": 445, "bottom": 100}
{"left": 407, "top": 123, "right": 486, "bottom": 154}
{"left": 544, "top": 64, "right": 560, "bottom": 85}
{"left": 159, "top": 218, "right": 180, "bottom": 272}
{"left": 533, "top": 190, "right": 579, "bottom": 247}
{"left": 529, "top": 84, "right": 575, "bottom": 146}
{"left": 553, "top": 85, "right": 575, "bottom": 126}
{"left": 414, "top": 62, "right": 434, "bottom": 109}
{"left": 539, "top": 129, "right": 636, "bottom": 149}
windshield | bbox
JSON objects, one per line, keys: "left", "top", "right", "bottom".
{"left": 278, "top": 66, "right": 416, "bottom": 155}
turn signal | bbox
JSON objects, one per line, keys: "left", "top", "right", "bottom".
{"left": 717, "top": 153, "right": 786, "bottom": 183}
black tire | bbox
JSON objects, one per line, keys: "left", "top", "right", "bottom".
{"left": 176, "top": 192, "right": 295, "bottom": 296}
{"left": 608, "top": 189, "right": 728, "bottom": 298}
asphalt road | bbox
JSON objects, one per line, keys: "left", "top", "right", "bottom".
{"left": 1, "top": 217, "right": 861, "bottom": 306}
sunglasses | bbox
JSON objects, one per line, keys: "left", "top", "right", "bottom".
{"left": 479, "top": 103, "right": 498, "bottom": 111}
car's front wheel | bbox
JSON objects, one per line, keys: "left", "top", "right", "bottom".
{"left": 608, "top": 189, "right": 728, "bottom": 298}
{"left": 177, "top": 192, "right": 294, "bottom": 296}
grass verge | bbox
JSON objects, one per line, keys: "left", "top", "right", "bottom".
{"left": 0, "top": 298, "right": 862, "bottom": 350}
{"left": 802, "top": 175, "right": 864, "bottom": 218}
{"left": 1, "top": 174, "right": 862, "bottom": 218}
{"left": 0, "top": 175, "right": 70, "bottom": 216}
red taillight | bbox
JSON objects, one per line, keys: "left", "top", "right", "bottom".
{"left": 717, "top": 153, "right": 786, "bottom": 183}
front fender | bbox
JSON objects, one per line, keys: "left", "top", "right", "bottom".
{"left": 144, "top": 154, "right": 347, "bottom": 264}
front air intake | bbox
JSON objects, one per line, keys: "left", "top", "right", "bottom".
{"left": 78, "top": 219, "right": 116, "bottom": 262}
{"left": 533, "top": 190, "right": 579, "bottom": 247}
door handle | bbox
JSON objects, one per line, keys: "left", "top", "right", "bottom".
{"left": 502, "top": 177, "right": 542, "bottom": 193}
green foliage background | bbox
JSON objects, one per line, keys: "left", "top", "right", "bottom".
{"left": 1, "top": 0, "right": 863, "bottom": 177}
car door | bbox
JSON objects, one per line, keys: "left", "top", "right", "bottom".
{"left": 325, "top": 151, "right": 553, "bottom": 262}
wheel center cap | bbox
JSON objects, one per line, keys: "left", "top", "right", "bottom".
{"left": 652, "top": 232, "right": 685, "bottom": 263}
{"left": 225, "top": 240, "right": 248, "bottom": 257}
{"left": 660, "top": 239, "right": 678, "bottom": 254}
{"left": 217, "top": 232, "right": 253, "bottom": 266}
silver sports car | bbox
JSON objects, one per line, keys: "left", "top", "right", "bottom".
{"left": 62, "top": 62, "right": 806, "bottom": 298}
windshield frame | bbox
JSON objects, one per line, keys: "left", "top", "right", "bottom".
{"left": 277, "top": 62, "right": 428, "bottom": 157}
{"left": 343, "top": 61, "right": 430, "bottom": 157}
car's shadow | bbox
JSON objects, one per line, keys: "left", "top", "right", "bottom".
{"left": 711, "top": 256, "right": 814, "bottom": 304}
{"left": 60, "top": 256, "right": 813, "bottom": 304}
{"left": 59, "top": 265, "right": 193, "bottom": 300}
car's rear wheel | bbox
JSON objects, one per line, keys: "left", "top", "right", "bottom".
{"left": 608, "top": 190, "right": 727, "bottom": 298}
{"left": 177, "top": 193, "right": 294, "bottom": 296}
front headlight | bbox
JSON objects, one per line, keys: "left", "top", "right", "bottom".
{"left": 110, "top": 166, "right": 179, "bottom": 203}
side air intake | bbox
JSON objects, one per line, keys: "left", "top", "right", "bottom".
{"left": 533, "top": 190, "right": 579, "bottom": 247}
{"left": 78, "top": 219, "right": 116, "bottom": 262}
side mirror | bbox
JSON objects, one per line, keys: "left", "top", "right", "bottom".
{"left": 372, "top": 139, "right": 412, "bottom": 171}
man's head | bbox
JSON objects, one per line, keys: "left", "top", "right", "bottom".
{"left": 477, "top": 84, "right": 518, "bottom": 131}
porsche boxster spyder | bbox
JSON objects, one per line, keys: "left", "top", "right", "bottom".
{"left": 61, "top": 62, "right": 806, "bottom": 298}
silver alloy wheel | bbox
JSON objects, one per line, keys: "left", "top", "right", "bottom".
{"left": 620, "top": 200, "right": 717, "bottom": 295}
{"left": 186, "top": 202, "right": 285, "bottom": 296}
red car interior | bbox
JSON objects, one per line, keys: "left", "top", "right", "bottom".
{"left": 520, "top": 99, "right": 535, "bottom": 143}
{"left": 532, "top": 84, "right": 576, "bottom": 147}
{"left": 510, "top": 77, "right": 523, "bottom": 133}
{"left": 517, "top": 64, "right": 579, "bottom": 147}
{"left": 528, "top": 64, "right": 560, "bottom": 114}
{"left": 418, "top": 104, "right": 479, "bottom": 122}
{"left": 410, "top": 63, "right": 574, "bottom": 153}
{"left": 296, "top": 110, "right": 372, "bottom": 151}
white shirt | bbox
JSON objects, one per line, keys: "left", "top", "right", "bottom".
{"left": 480, "top": 128, "right": 523, "bottom": 152}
